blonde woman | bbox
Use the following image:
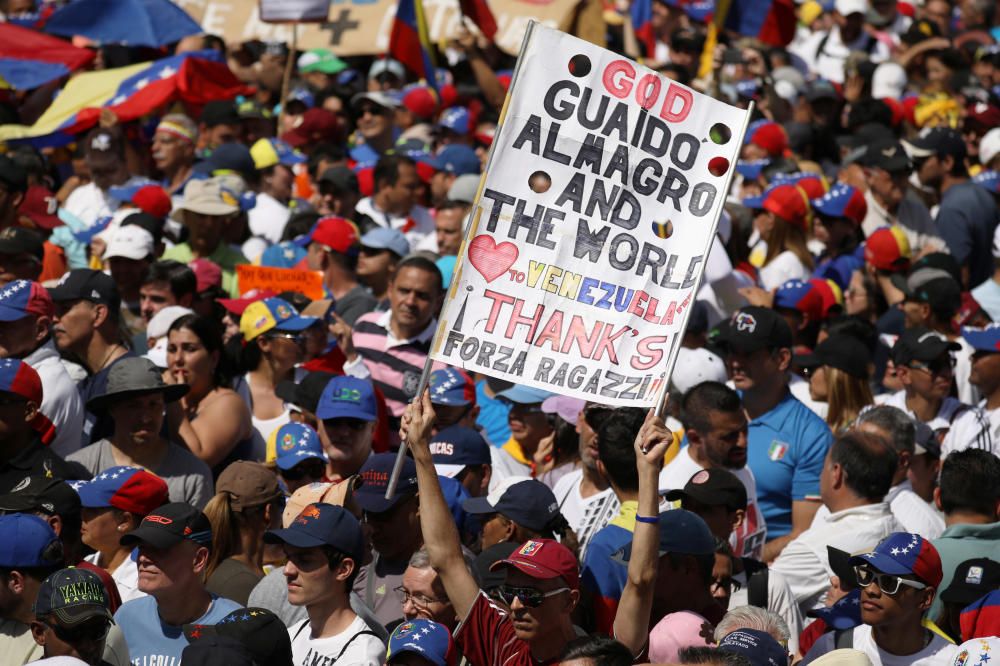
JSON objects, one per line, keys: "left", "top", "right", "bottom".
{"left": 799, "top": 336, "right": 875, "bottom": 433}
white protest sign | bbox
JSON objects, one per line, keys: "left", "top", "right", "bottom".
{"left": 430, "top": 23, "right": 752, "bottom": 407}
{"left": 260, "top": 0, "right": 330, "bottom": 22}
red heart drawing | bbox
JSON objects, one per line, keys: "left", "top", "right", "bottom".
{"left": 467, "top": 235, "right": 519, "bottom": 283}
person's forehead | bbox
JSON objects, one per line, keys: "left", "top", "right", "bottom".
{"left": 394, "top": 266, "right": 437, "bottom": 288}
{"left": 505, "top": 568, "right": 559, "bottom": 588}
{"left": 403, "top": 565, "right": 439, "bottom": 587}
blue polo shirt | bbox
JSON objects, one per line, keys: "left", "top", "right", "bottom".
{"left": 747, "top": 391, "right": 832, "bottom": 538}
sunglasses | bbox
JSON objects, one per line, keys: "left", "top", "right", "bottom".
{"left": 45, "top": 618, "right": 112, "bottom": 643}
{"left": 908, "top": 356, "right": 955, "bottom": 376}
{"left": 854, "top": 565, "right": 927, "bottom": 595}
{"left": 281, "top": 459, "right": 326, "bottom": 481}
{"left": 496, "top": 584, "right": 569, "bottom": 608}
{"left": 267, "top": 332, "right": 305, "bottom": 344}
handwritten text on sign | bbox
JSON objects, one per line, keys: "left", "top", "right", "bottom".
{"left": 431, "top": 25, "right": 750, "bottom": 407}
{"left": 236, "top": 265, "right": 324, "bottom": 300}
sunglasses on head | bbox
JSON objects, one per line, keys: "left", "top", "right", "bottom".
{"left": 854, "top": 565, "right": 927, "bottom": 595}
{"left": 496, "top": 584, "right": 569, "bottom": 608}
{"left": 45, "top": 617, "right": 111, "bottom": 643}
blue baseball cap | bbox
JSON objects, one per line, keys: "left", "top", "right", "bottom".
{"left": 428, "top": 368, "right": 476, "bottom": 406}
{"left": 431, "top": 426, "right": 491, "bottom": 478}
{"left": 259, "top": 241, "right": 307, "bottom": 269}
{"left": 355, "top": 453, "right": 418, "bottom": 513}
{"left": 717, "top": 628, "right": 788, "bottom": 666}
{"left": 973, "top": 170, "right": 1000, "bottom": 194}
{"left": 962, "top": 324, "right": 1000, "bottom": 353}
{"left": 437, "top": 107, "right": 471, "bottom": 135}
{"left": 360, "top": 227, "right": 410, "bottom": 258}
{"left": 271, "top": 422, "right": 327, "bottom": 471}
{"left": 811, "top": 182, "right": 867, "bottom": 225}
{"left": 0, "top": 513, "right": 62, "bottom": 568}
{"left": 315, "top": 376, "right": 377, "bottom": 421}
{"left": 806, "top": 588, "right": 862, "bottom": 630}
{"left": 239, "top": 297, "right": 318, "bottom": 342}
{"left": 387, "top": 619, "right": 456, "bottom": 666}
{"left": 75, "top": 466, "right": 169, "bottom": 515}
{"left": 0, "top": 279, "right": 52, "bottom": 322}
{"left": 615, "top": 509, "right": 715, "bottom": 562}
{"left": 426, "top": 145, "right": 481, "bottom": 176}
{"left": 463, "top": 476, "right": 558, "bottom": 533}
{"left": 264, "top": 502, "right": 364, "bottom": 563}
{"left": 495, "top": 384, "right": 554, "bottom": 405}
{"left": 735, "top": 159, "right": 770, "bottom": 180}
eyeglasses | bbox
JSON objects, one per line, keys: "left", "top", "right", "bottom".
{"left": 394, "top": 585, "right": 451, "bottom": 608}
{"left": 358, "top": 104, "right": 387, "bottom": 117}
{"left": 854, "top": 565, "right": 927, "bottom": 595}
{"left": 45, "top": 617, "right": 112, "bottom": 643}
{"left": 267, "top": 332, "right": 305, "bottom": 345}
{"left": 280, "top": 459, "right": 326, "bottom": 481}
{"left": 496, "top": 584, "right": 569, "bottom": 608}
{"left": 908, "top": 356, "right": 955, "bottom": 376}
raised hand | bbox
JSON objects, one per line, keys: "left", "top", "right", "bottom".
{"left": 634, "top": 408, "right": 672, "bottom": 472}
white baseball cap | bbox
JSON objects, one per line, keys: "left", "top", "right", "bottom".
{"left": 835, "top": 0, "right": 868, "bottom": 15}
{"left": 104, "top": 225, "right": 154, "bottom": 261}
{"left": 871, "top": 62, "right": 907, "bottom": 100}
{"left": 980, "top": 127, "right": 1000, "bottom": 168}
{"left": 669, "top": 347, "right": 728, "bottom": 395}
{"left": 146, "top": 305, "right": 195, "bottom": 340}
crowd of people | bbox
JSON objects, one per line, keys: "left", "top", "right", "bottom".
{"left": 0, "top": 0, "right": 999, "bottom": 664}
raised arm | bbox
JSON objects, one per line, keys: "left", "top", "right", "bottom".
{"left": 405, "top": 390, "right": 481, "bottom": 619}
{"left": 613, "top": 409, "right": 673, "bottom": 657}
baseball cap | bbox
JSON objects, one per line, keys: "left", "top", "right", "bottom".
{"left": 742, "top": 183, "right": 811, "bottom": 228}
{"left": 239, "top": 297, "right": 318, "bottom": 342}
{"left": 490, "top": 538, "right": 579, "bottom": 590}
{"left": 316, "top": 376, "right": 378, "bottom": 421}
{"left": 250, "top": 138, "right": 307, "bottom": 170}
{"left": 194, "top": 144, "right": 255, "bottom": 180}
{"left": 744, "top": 120, "right": 788, "bottom": 157}
{"left": 770, "top": 171, "right": 827, "bottom": 200}
{"left": 736, "top": 159, "right": 771, "bottom": 180}
{"left": 368, "top": 59, "right": 406, "bottom": 81}
{"left": 835, "top": 0, "right": 867, "bottom": 13}
{"left": 717, "top": 306, "right": 794, "bottom": 353}
{"left": 959, "top": 590, "right": 1000, "bottom": 641}
{"left": 351, "top": 91, "right": 403, "bottom": 112}
{"left": 849, "top": 531, "right": 943, "bottom": 587}
{"left": 872, "top": 62, "right": 907, "bottom": 100}
{"left": 669, "top": 347, "right": 727, "bottom": 395}
{"left": 541, "top": 395, "right": 585, "bottom": 424}
{"left": 298, "top": 48, "right": 347, "bottom": 74}
{"left": 296, "top": 216, "right": 360, "bottom": 254}
{"left": 891, "top": 327, "right": 961, "bottom": 365}
{"left": 940, "top": 558, "right": 1000, "bottom": 605}
{"left": 185, "top": 607, "right": 293, "bottom": 666}
{"left": 864, "top": 226, "right": 911, "bottom": 272}
{"left": 858, "top": 139, "right": 910, "bottom": 173}
{"left": 281, "top": 108, "right": 341, "bottom": 148}
{"left": 360, "top": 227, "right": 410, "bottom": 258}
{"left": 616, "top": 509, "right": 716, "bottom": 563}
{"left": 0, "top": 154, "right": 27, "bottom": 192}
{"left": 913, "top": 420, "right": 940, "bottom": 458}
{"left": 400, "top": 85, "right": 439, "bottom": 120}
{"left": 981, "top": 127, "right": 1000, "bottom": 166}
{"left": 812, "top": 183, "right": 867, "bottom": 225}
{"left": 282, "top": 479, "right": 361, "bottom": 526}
{"left": 120, "top": 502, "right": 213, "bottom": 549}
{"left": 895, "top": 270, "right": 962, "bottom": 312}
{"left": 318, "top": 165, "right": 359, "bottom": 193}
{"left": 103, "top": 225, "right": 155, "bottom": 261}
{"left": 962, "top": 324, "right": 1000, "bottom": 353}
{"left": 806, "top": 588, "right": 862, "bottom": 631}
{"left": 121, "top": 212, "right": 166, "bottom": 244}
{"left": 172, "top": 178, "right": 240, "bottom": 219}
{"left": 430, "top": 426, "right": 491, "bottom": 478}
{"left": 0, "top": 476, "right": 80, "bottom": 517}
{"left": 108, "top": 183, "right": 172, "bottom": 219}
{"left": 903, "top": 127, "right": 967, "bottom": 162}
{"left": 774, "top": 278, "right": 839, "bottom": 323}
{"left": 264, "top": 502, "right": 364, "bottom": 563}
{"left": 85, "top": 357, "right": 188, "bottom": 412}
{"left": 355, "top": 453, "right": 418, "bottom": 514}
{"left": 217, "top": 461, "right": 282, "bottom": 511}
{"left": 275, "top": 371, "right": 337, "bottom": 414}
{"left": 33, "top": 567, "right": 113, "bottom": 625}
{"left": 0, "top": 279, "right": 53, "bottom": 322}
{"left": 463, "top": 476, "right": 559, "bottom": 533}
{"left": 0, "top": 226, "right": 44, "bottom": 260}
{"left": 200, "top": 100, "right": 240, "bottom": 127}
{"left": 268, "top": 422, "right": 327, "bottom": 471}
{"left": 664, "top": 468, "right": 748, "bottom": 512}
{"left": 0, "top": 513, "right": 62, "bottom": 568}
{"left": 428, "top": 368, "right": 476, "bottom": 406}
{"left": 75, "top": 466, "right": 169, "bottom": 515}
{"left": 974, "top": 170, "right": 1000, "bottom": 195}
{"left": 796, "top": 335, "right": 871, "bottom": 379}
{"left": 717, "top": 628, "right": 788, "bottom": 666}
{"left": 447, "top": 174, "right": 480, "bottom": 204}
{"left": 426, "top": 145, "right": 481, "bottom": 176}
{"left": 48, "top": 269, "right": 120, "bottom": 310}
{"left": 0, "top": 357, "right": 43, "bottom": 405}
{"left": 437, "top": 107, "right": 471, "bottom": 135}
{"left": 17, "top": 185, "right": 62, "bottom": 230}
{"left": 182, "top": 635, "right": 255, "bottom": 665}
{"left": 495, "top": 385, "right": 553, "bottom": 404}
{"left": 387, "top": 619, "right": 456, "bottom": 666}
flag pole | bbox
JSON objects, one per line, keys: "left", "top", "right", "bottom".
{"left": 384, "top": 21, "right": 540, "bottom": 500}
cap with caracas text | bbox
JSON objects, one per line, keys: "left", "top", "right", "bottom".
{"left": 120, "top": 502, "right": 213, "bottom": 550}
{"left": 849, "top": 531, "right": 943, "bottom": 587}
{"left": 75, "top": 466, "right": 169, "bottom": 516}
{"left": 355, "top": 453, "right": 417, "bottom": 514}
{"left": 33, "top": 567, "right": 112, "bottom": 626}
{"left": 491, "top": 538, "right": 579, "bottom": 590}
{"left": 0, "top": 280, "right": 53, "bottom": 322}
{"left": 431, "top": 426, "right": 492, "bottom": 478}
{"left": 264, "top": 502, "right": 364, "bottom": 563}
{"left": 429, "top": 368, "right": 476, "bottom": 406}
{"left": 316, "top": 376, "right": 378, "bottom": 421}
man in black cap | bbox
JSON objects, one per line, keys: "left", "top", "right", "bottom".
{"left": 882, "top": 327, "right": 992, "bottom": 458}
{"left": 49, "top": 269, "right": 134, "bottom": 447}
{"left": 715, "top": 307, "right": 832, "bottom": 561}
{"left": 113, "top": 502, "right": 241, "bottom": 665}
{"left": 63, "top": 128, "right": 132, "bottom": 227}
{"left": 0, "top": 227, "right": 44, "bottom": 285}
{"left": 858, "top": 138, "right": 945, "bottom": 257}
{"left": 29, "top": 567, "right": 116, "bottom": 666}
{"left": 316, "top": 166, "right": 360, "bottom": 219}
{"left": 905, "top": 127, "right": 1000, "bottom": 287}
{"left": 184, "top": 607, "right": 293, "bottom": 666}
{"left": 937, "top": 558, "right": 1000, "bottom": 641}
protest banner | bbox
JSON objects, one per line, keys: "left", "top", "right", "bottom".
{"left": 174, "top": 0, "right": 575, "bottom": 56}
{"left": 237, "top": 265, "right": 324, "bottom": 300}
{"left": 260, "top": 0, "right": 330, "bottom": 22}
{"left": 429, "top": 23, "right": 752, "bottom": 408}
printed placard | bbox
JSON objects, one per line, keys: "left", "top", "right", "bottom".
{"left": 236, "top": 265, "right": 324, "bottom": 300}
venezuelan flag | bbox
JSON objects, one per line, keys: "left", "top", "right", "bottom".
{"left": 458, "top": 0, "right": 498, "bottom": 41}
{"left": 0, "top": 23, "right": 95, "bottom": 90}
{"left": 390, "top": 0, "right": 438, "bottom": 91}
{"left": 630, "top": 0, "right": 656, "bottom": 59}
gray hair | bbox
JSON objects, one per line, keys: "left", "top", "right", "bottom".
{"left": 856, "top": 405, "right": 916, "bottom": 455}
{"left": 714, "top": 605, "right": 790, "bottom": 646}
{"left": 408, "top": 546, "right": 480, "bottom": 586}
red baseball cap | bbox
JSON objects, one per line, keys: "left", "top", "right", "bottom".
{"left": 131, "top": 185, "right": 172, "bottom": 219}
{"left": 761, "top": 184, "right": 811, "bottom": 228}
{"left": 218, "top": 289, "right": 276, "bottom": 316}
{"left": 402, "top": 85, "right": 439, "bottom": 121}
{"left": 0, "top": 279, "right": 54, "bottom": 321}
{"left": 190, "top": 258, "right": 222, "bottom": 292}
{"left": 300, "top": 216, "right": 360, "bottom": 254}
{"left": 490, "top": 538, "right": 580, "bottom": 590}
{"left": 17, "top": 186, "right": 62, "bottom": 230}
{"left": 864, "top": 226, "right": 911, "bottom": 272}
{"left": 748, "top": 121, "right": 789, "bottom": 157}
{"left": 281, "top": 108, "right": 341, "bottom": 148}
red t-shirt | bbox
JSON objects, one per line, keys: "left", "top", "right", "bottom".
{"left": 455, "top": 592, "right": 561, "bottom": 666}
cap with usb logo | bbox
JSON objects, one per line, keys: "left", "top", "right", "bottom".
{"left": 264, "top": 502, "right": 364, "bottom": 563}
{"left": 315, "top": 376, "right": 377, "bottom": 421}
{"left": 120, "top": 502, "right": 213, "bottom": 550}
{"left": 355, "top": 453, "right": 417, "bottom": 513}
{"left": 75, "top": 466, "right": 168, "bottom": 516}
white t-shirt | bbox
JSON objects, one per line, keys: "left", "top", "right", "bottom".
{"left": 288, "top": 615, "right": 385, "bottom": 666}
{"left": 552, "top": 468, "right": 619, "bottom": 560}
{"left": 885, "top": 479, "right": 945, "bottom": 540}
{"left": 802, "top": 623, "right": 958, "bottom": 665}
{"left": 982, "top": 403, "right": 1000, "bottom": 446}
{"left": 877, "top": 391, "right": 994, "bottom": 458}
{"left": 659, "top": 447, "right": 768, "bottom": 561}
{"left": 759, "top": 250, "right": 811, "bottom": 291}
{"left": 952, "top": 336, "right": 980, "bottom": 406}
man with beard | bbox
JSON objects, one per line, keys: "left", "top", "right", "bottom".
{"left": 660, "top": 381, "right": 767, "bottom": 560}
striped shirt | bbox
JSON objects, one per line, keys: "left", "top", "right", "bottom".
{"left": 351, "top": 311, "right": 439, "bottom": 417}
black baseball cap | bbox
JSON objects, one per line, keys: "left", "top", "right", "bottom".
{"left": 33, "top": 567, "right": 113, "bottom": 625}
{"left": 318, "top": 166, "right": 359, "bottom": 193}
{"left": 940, "top": 558, "right": 1000, "bottom": 605}
{"left": 827, "top": 546, "right": 859, "bottom": 588}
{"left": 891, "top": 326, "right": 961, "bottom": 365}
{"left": 0, "top": 476, "right": 81, "bottom": 517}
{"left": 184, "top": 608, "right": 293, "bottom": 666}
{"left": 48, "top": 269, "right": 121, "bottom": 311}
{"left": 354, "top": 453, "right": 418, "bottom": 514}
{"left": 264, "top": 502, "right": 364, "bottom": 564}
{"left": 914, "top": 421, "right": 941, "bottom": 458}
{"left": 796, "top": 335, "right": 871, "bottom": 379}
{"left": 858, "top": 139, "right": 911, "bottom": 173}
{"left": 200, "top": 100, "right": 240, "bottom": 127}
{"left": 716, "top": 306, "right": 794, "bottom": 353}
{"left": 908, "top": 252, "right": 962, "bottom": 284}
{"left": 120, "top": 502, "right": 213, "bottom": 550}
{"left": 463, "top": 477, "right": 559, "bottom": 533}
{"left": 664, "top": 468, "right": 748, "bottom": 512}
{"left": 275, "top": 371, "right": 337, "bottom": 413}
{"left": 0, "top": 226, "right": 44, "bottom": 260}
{"left": 182, "top": 635, "right": 255, "bottom": 666}
{"left": 903, "top": 127, "right": 967, "bottom": 162}
{"left": 0, "top": 155, "right": 27, "bottom": 193}
{"left": 194, "top": 143, "right": 256, "bottom": 181}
